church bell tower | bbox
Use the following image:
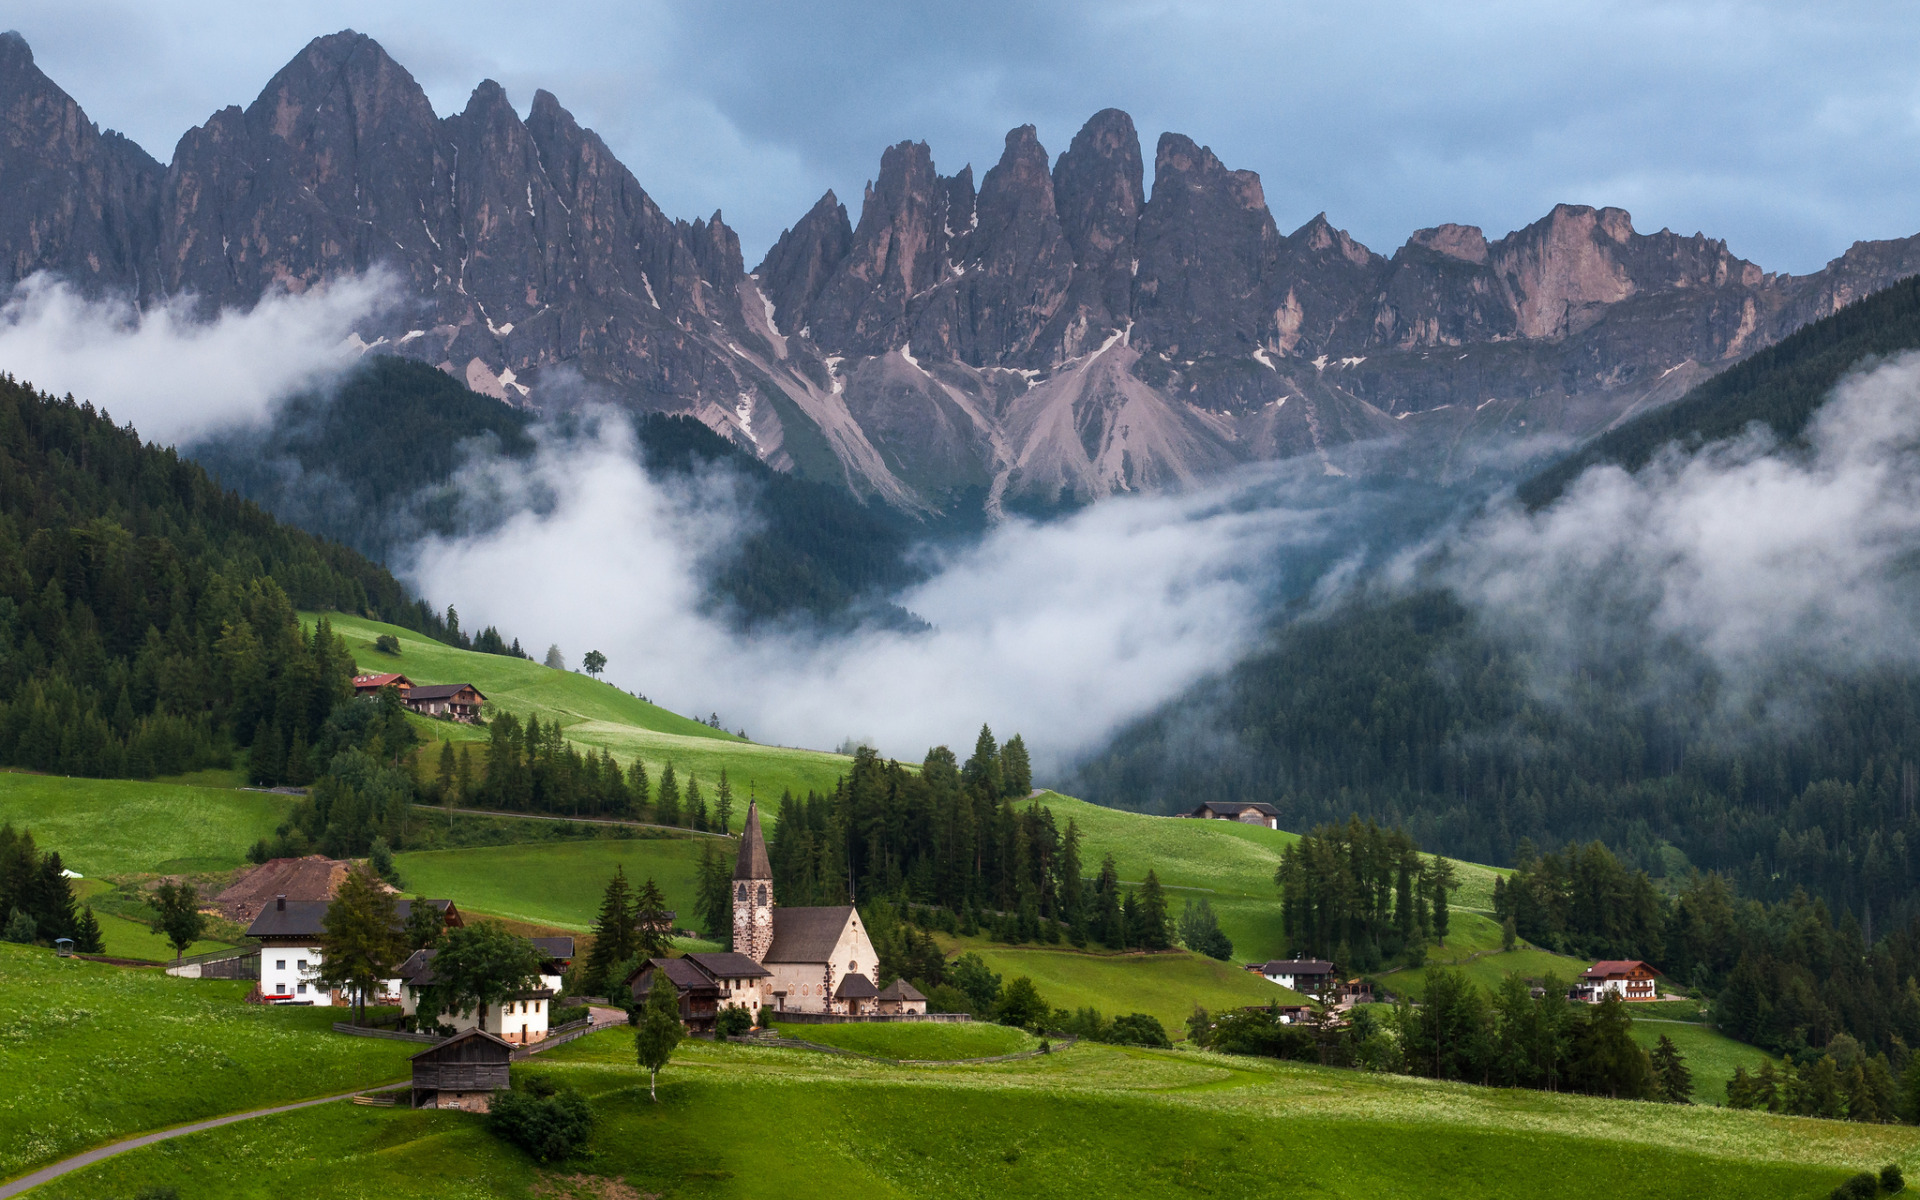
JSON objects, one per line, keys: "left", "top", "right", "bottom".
{"left": 733, "top": 800, "right": 775, "bottom": 962}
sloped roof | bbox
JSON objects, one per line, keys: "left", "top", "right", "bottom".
{"left": 1259, "top": 959, "right": 1334, "bottom": 975}
{"left": 406, "top": 683, "right": 484, "bottom": 702}
{"left": 876, "top": 979, "right": 925, "bottom": 1001}
{"left": 246, "top": 896, "right": 455, "bottom": 940}
{"left": 834, "top": 972, "right": 879, "bottom": 1000}
{"left": 410, "top": 1026, "right": 513, "bottom": 1061}
{"left": 1192, "top": 801, "right": 1281, "bottom": 817}
{"left": 685, "top": 951, "right": 771, "bottom": 980}
{"left": 1582, "top": 960, "right": 1662, "bottom": 980}
{"left": 764, "top": 906, "right": 856, "bottom": 964}
{"left": 630, "top": 956, "right": 720, "bottom": 995}
{"left": 530, "top": 936, "right": 575, "bottom": 960}
{"left": 352, "top": 673, "right": 413, "bottom": 691}
{"left": 734, "top": 800, "right": 771, "bottom": 881}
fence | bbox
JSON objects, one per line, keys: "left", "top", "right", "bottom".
{"left": 332, "top": 1022, "right": 440, "bottom": 1044}
{"left": 770, "top": 1011, "right": 972, "bottom": 1025}
{"left": 514, "top": 1015, "right": 616, "bottom": 1058}
{"left": 165, "top": 948, "right": 260, "bottom": 980}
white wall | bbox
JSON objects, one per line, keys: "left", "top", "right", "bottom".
{"left": 261, "top": 945, "right": 329, "bottom": 1006}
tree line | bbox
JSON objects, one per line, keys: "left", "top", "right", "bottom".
{"left": 0, "top": 373, "right": 522, "bottom": 783}
{"left": 1276, "top": 817, "right": 1452, "bottom": 971}
{"left": 0, "top": 825, "right": 100, "bottom": 952}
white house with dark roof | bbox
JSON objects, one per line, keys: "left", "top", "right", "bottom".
{"left": 397, "top": 946, "right": 560, "bottom": 1043}
{"left": 1180, "top": 801, "right": 1282, "bottom": 830}
{"left": 732, "top": 800, "right": 882, "bottom": 1014}
{"left": 1255, "top": 958, "right": 1336, "bottom": 994}
{"left": 245, "top": 894, "right": 462, "bottom": 1007}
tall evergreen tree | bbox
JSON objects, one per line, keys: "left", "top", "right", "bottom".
{"left": 1000, "top": 734, "right": 1032, "bottom": 798}
{"left": 633, "top": 876, "right": 673, "bottom": 960}
{"left": 686, "top": 776, "right": 708, "bottom": 831}
{"left": 1137, "top": 870, "right": 1172, "bottom": 951}
{"left": 714, "top": 770, "right": 734, "bottom": 834}
{"left": 694, "top": 841, "right": 733, "bottom": 949}
{"left": 317, "top": 867, "right": 404, "bottom": 1025}
{"left": 656, "top": 764, "right": 682, "bottom": 827}
{"left": 72, "top": 905, "right": 104, "bottom": 955}
{"left": 585, "top": 867, "right": 637, "bottom": 995}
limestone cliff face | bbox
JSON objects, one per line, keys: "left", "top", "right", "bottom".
{"left": 6, "top": 29, "right": 1920, "bottom": 515}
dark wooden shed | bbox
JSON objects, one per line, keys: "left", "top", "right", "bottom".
{"left": 410, "top": 1027, "right": 514, "bottom": 1112}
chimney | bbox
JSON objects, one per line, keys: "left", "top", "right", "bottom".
{"left": 276, "top": 895, "right": 286, "bottom": 911}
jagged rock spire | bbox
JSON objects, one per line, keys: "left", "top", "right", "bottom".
{"left": 734, "top": 799, "right": 772, "bottom": 881}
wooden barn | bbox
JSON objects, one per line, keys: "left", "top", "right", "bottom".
{"left": 410, "top": 1028, "right": 514, "bottom": 1112}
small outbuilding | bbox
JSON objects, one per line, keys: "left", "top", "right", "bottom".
{"left": 409, "top": 1028, "right": 513, "bottom": 1112}
{"left": 834, "top": 972, "right": 879, "bottom": 1017}
{"left": 875, "top": 978, "right": 927, "bottom": 1015}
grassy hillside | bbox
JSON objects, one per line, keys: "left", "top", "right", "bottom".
{"left": 0, "top": 942, "right": 415, "bottom": 1180}
{"left": 1631, "top": 1019, "right": 1780, "bottom": 1107}
{"left": 37, "top": 1028, "right": 1915, "bottom": 1200}
{"left": 393, "top": 836, "right": 716, "bottom": 932}
{"left": 937, "top": 935, "right": 1299, "bottom": 1034}
{"left": 321, "top": 612, "right": 857, "bottom": 802}
{"left": 768, "top": 1020, "right": 1034, "bottom": 1060}
{"left": 0, "top": 772, "right": 292, "bottom": 876}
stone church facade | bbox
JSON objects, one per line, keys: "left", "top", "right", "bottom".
{"left": 732, "top": 800, "right": 884, "bottom": 1015}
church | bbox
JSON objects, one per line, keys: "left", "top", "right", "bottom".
{"left": 732, "top": 800, "right": 898, "bottom": 1016}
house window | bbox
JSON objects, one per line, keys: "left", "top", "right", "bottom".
{"left": 297, "top": 959, "right": 308, "bottom": 971}
{"left": 298, "top": 983, "right": 308, "bottom": 994}
{"left": 276, "top": 959, "right": 287, "bottom": 971}
{"left": 276, "top": 982, "right": 287, "bottom": 994}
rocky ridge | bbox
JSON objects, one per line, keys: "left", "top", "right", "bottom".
{"left": 5, "top": 29, "right": 1919, "bottom": 514}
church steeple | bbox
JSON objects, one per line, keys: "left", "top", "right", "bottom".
{"left": 733, "top": 800, "right": 774, "bottom": 961}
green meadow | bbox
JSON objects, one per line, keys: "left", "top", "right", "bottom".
{"left": 0, "top": 942, "right": 415, "bottom": 1181}
{"left": 393, "top": 836, "right": 716, "bottom": 931}
{"left": 0, "top": 773, "right": 291, "bottom": 877}
{"left": 768, "top": 1020, "right": 1035, "bottom": 1060}
{"left": 1631, "top": 1020, "right": 1780, "bottom": 1106}
{"left": 32, "top": 1027, "right": 1917, "bottom": 1200}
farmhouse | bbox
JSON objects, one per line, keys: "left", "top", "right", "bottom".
{"left": 403, "top": 683, "right": 486, "bottom": 723}
{"left": 409, "top": 1028, "right": 513, "bottom": 1112}
{"left": 1575, "top": 960, "right": 1662, "bottom": 1003}
{"left": 627, "top": 951, "right": 771, "bottom": 1032}
{"left": 1253, "top": 958, "right": 1336, "bottom": 994}
{"left": 396, "top": 944, "right": 562, "bottom": 1043}
{"left": 352, "top": 672, "right": 414, "bottom": 697}
{"left": 732, "top": 800, "right": 884, "bottom": 1015}
{"left": 1179, "top": 801, "right": 1281, "bottom": 830}
{"left": 245, "top": 894, "right": 462, "bottom": 1007}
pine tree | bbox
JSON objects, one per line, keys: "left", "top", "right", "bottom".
{"left": 585, "top": 867, "right": 637, "bottom": 995}
{"left": 1137, "top": 870, "right": 1172, "bottom": 950}
{"left": 714, "top": 770, "right": 734, "bottom": 835}
{"left": 633, "top": 876, "right": 673, "bottom": 960}
{"left": 455, "top": 746, "right": 474, "bottom": 805}
{"left": 1651, "top": 1034, "right": 1693, "bottom": 1103}
{"left": 1000, "top": 734, "right": 1032, "bottom": 798}
{"left": 436, "top": 741, "right": 456, "bottom": 798}
{"left": 686, "top": 776, "right": 708, "bottom": 831}
{"left": 1429, "top": 857, "right": 1453, "bottom": 946}
{"left": 656, "top": 763, "right": 681, "bottom": 827}
{"left": 694, "top": 841, "right": 733, "bottom": 949}
{"left": 963, "top": 725, "right": 1002, "bottom": 800}
{"left": 627, "top": 758, "right": 651, "bottom": 819}
{"left": 316, "top": 867, "right": 404, "bottom": 1025}
{"left": 73, "top": 905, "right": 104, "bottom": 954}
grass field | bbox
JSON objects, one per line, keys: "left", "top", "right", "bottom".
{"left": 1632, "top": 1020, "right": 1779, "bottom": 1106}
{"left": 1382, "top": 946, "right": 1596, "bottom": 1001}
{"left": 393, "top": 836, "right": 717, "bottom": 931}
{"left": 0, "top": 942, "right": 416, "bottom": 1181}
{"left": 769, "top": 1020, "right": 1035, "bottom": 1060}
{"left": 90, "top": 908, "right": 231, "bottom": 962}
{"left": 0, "top": 772, "right": 291, "bottom": 877}
{"left": 33, "top": 1026, "right": 1919, "bottom": 1200}
{"left": 937, "top": 936, "right": 1300, "bottom": 1035}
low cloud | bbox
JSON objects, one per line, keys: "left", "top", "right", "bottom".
{"left": 0, "top": 271, "right": 394, "bottom": 443}
{"left": 1434, "top": 352, "right": 1920, "bottom": 720}
{"left": 403, "top": 415, "right": 1371, "bottom": 774}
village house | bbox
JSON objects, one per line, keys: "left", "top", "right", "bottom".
{"left": 409, "top": 1028, "right": 513, "bottom": 1112}
{"left": 396, "top": 944, "right": 562, "bottom": 1043}
{"left": 627, "top": 951, "right": 772, "bottom": 1032}
{"left": 731, "top": 800, "right": 885, "bottom": 1015}
{"left": 352, "top": 672, "right": 414, "bottom": 698}
{"left": 1178, "top": 801, "right": 1282, "bottom": 830}
{"left": 530, "top": 936, "right": 575, "bottom": 993}
{"left": 876, "top": 979, "right": 928, "bottom": 1015}
{"left": 245, "top": 894, "right": 462, "bottom": 1006}
{"left": 402, "top": 683, "right": 487, "bottom": 723}
{"left": 1575, "top": 960, "right": 1663, "bottom": 1003}
{"left": 1252, "top": 958, "right": 1336, "bottom": 995}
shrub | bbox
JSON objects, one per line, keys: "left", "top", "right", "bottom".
{"left": 487, "top": 1075, "right": 595, "bottom": 1164}
{"left": 1882, "top": 1164, "right": 1904, "bottom": 1194}
{"left": 995, "top": 976, "right": 1049, "bottom": 1029}
{"left": 1830, "top": 1172, "right": 1879, "bottom": 1200}
{"left": 714, "top": 1005, "right": 753, "bottom": 1037}
{"left": 1105, "top": 1013, "right": 1173, "bottom": 1049}
{"left": 373, "top": 634, "right": 402, "bottom": 655}
{"left": 925, "top": 983, "right": 973, "bottom": 1015}
{"left": 549, "top": 1004, "right": 590, "bottom": 1028}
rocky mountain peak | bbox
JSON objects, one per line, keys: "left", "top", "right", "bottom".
{"left": 754, "top": 189, "right": 853, "bottom": 338}
{"left": 1407, "top": 223, "right": 1488, "bottom": 264}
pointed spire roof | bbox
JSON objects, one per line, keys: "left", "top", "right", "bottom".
{"left": 734, "top": 800, "right": 772, "bottom": 881}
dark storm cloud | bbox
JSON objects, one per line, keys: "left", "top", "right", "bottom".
{"left": 8, "top": 1, "right": 1920, "bottom": 271}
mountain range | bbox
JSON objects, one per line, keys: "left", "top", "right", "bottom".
{"left": 7, "top": 28, "right": 1920, "bottom": 515}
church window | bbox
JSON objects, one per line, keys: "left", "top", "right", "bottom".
{"left": 736, "top": 883, "right": 747, "bottom": 901}
{"left": 757, "top": 885, "right": 767, "bottom": 905}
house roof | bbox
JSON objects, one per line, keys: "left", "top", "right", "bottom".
{"left": 399, "top": 948, "right": 437, "bottom": 985}
{"left": 352, "top": 673, "right": 413, "bottom": 691}
{"left": 1260, "top": 959, "right": 1335, "bottom": 975}
{"left": 876, "top": 979, "right": 925, "bottom": 1001}
{"left": 1582, "top": 960, "right": 1662, "bottom": 980}
{"left": 734, "top": 800, "right": 772, "bottom": 881}
{"left": 406, "top": 683, "right": 484, "bottom": 702}
{"left": 409, "top": 1026, "right": 514, "bottom": 1061}
{"left": 631, "top": 956, "right": 720, "bottom": 994}
{"left": 530, "top": 936, "right": 575, "bottom": 961}
{"left": 834, "top": 972, "right": 879, "bottom": 1000}
{"left": 1191, "top": 801, "right": 1281, "bottom": 817}
{"left": 764, "top": 906, "right": 857, "bottom": 964}
{"left": 246, "top": 897, "right": 456, "bottom": 941}
{"left": 685, "top": 951, "right": 771, "bottom": 980}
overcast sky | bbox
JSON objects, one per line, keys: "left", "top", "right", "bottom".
{"left": 9, "top": 1, "right": 1920, "bottom": 274}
